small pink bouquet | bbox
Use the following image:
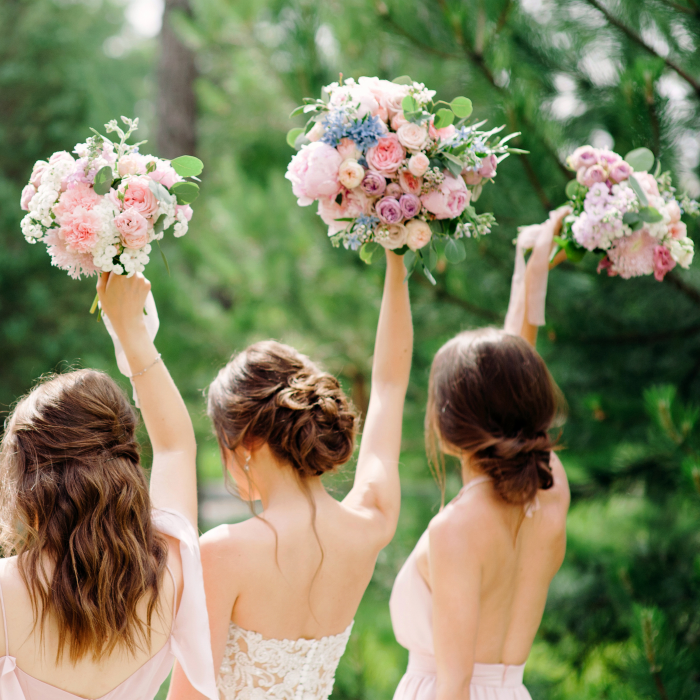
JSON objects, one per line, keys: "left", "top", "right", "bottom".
{"left": 556, "top": 146, "right": 697, "bottom": 281}
{"left": 285, "top": 75, "right": 523, "bottom": 282}
{"left": 20, "top": 117, "right": 203, "bottom": 307}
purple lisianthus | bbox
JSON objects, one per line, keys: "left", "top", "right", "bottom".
{"left": 361, "top": 170, "right": 387, "bottom": 196}
{"left": 376, "top": 196, "right": 403, "bottom": 224}
{"left": 399, "top": 193, "right": 421, "bottom": 219}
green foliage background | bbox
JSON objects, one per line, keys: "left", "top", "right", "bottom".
{"left": 1, "top": 1, "right": 700, "bottom": 698}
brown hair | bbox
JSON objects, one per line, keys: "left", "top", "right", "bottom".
{"left": 426, "top": 328, "right": 565, "bottom": 506}
{"left": 0, "top": 369, "right": 168, "bottom": 663}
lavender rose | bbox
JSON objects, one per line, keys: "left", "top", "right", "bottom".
{"left": 375, "top": 196, "right": 404, "bottom": 224}
{"left": 399, "top": 193, "right": 421, "bottom": 219}
{"left": 361, "top": 170, "right": 387, "bottom": 196}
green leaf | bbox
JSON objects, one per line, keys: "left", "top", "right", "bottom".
{"left": 628, "top": 174, "right": 649, "bottom": 207}
{"left": 433, "top": 108, "right": 454, "bottom": 130}
{"left": 393, "top": 75, "right": 413, "bottom": 85}
{"left": 286, "top": 128, "right": 305, "bottom": 148}
{"left": 630, "top": 219, "right": 644, "bottom": 231}
{"left": 623, "top": 212, "right": 640, "bottom": 225}
{"left": 565, "top": 179, "right": 581, "bottom": 199}
{"left": 170, "top": 181, "right": 200, "bottom": 205}
{"left": 289, "top": 105, "right": 306, "bottom": 118}
{"left": 637, "top": 206, "right": 664, "bottom": 223}
{"left": 444, "top": 238, "right": 466, "bottom": 263}
{"left": 442, "top": 152, "right": 464, "bottom": 178}
{"left": 402, "top": 95, "right": 418, "bottom": 114}
{"left": 624, "top": 147, "right": 655, "bottom": 173}
{"left": 419, "top": 257, "right": 437, "bottom": 285}
{"left": 157, "top": 240, "right": 171, "bottom": 276}
{"left": 427, "top": 244, "right": 437, "bottom": 271}
{"left": 170, "top": 155, "right": 204, "bottom": 178}
{"left": 93, "top": 166, "right": 114, "bottom": 195}
{"left": 564, "top": 240, "right": 586, "bottom": 263}
{"left": 360, "top": 241, "right": 381, "bottom": 265}
{"left": 450, "top": 96, "right": 473, "bottom": 119}
{"left": 148, "top": 179, "right": 171, "bottom": 202}
{"left": 146, "top": 160, "right": 156, "bottom": 174}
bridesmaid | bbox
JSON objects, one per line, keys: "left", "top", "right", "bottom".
{"left": 0, "top": 273, "right": 217, "bottom": 700}
{"left": 390, "top": 208, "right": 571, "bottom": 700}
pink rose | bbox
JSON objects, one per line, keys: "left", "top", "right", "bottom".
{"left": 357, "top": 77, "right": 409, "bottom": 118}
{"left": 286, "top": 142, "right": 343, "bottom": 206}
{"left": 633, "top": 172, "right": 660, "bottom": 198}
{"left": 115, "top": 209, "right": 150, "bottom": 249}
{"left": 375, "top": 104, "right": 390, "bottom": 122}
{"left": 668, "top": 221, "right": 687, "bottom": 239}
{"left": 397, "top": 123, "right": 428, "bottom": 152}
{"left": 421, "top": 172, "right": 470, "bottom": 220}
{"left": 408, "top": 153, "right": 430, "bottom": 177}
{"left": 317, "top": 190, "right": 369, "bottom": 235}
{"left": 337, "top": 138, "right": 361, "bottom": 160}
{"left": 609, "top": 161, "right": 632, "bottom": 184}
{"left": 150, "top": 162, "right": 180, "bottom": 189}
{"left": 61, "top": 208, "right": 101, "bottom": 253}
{"left": 120, "top": 177, "right": 159, "bottom": 221}
{"left": 386, "top": 183, "right": 403, "bottom": 198}
{"left": 361, "top": 170, "right": 386, "bottom": 197}
{"left": 653, "top": 244, "right": 676, "bottom": 281}
{"left": 462, "top": 170, "right": 482, "bottom": 186}
{"left": 117, "top": 154, "right": 148, "bottom": 177}
{"left": 391, "top": 113, "right": 408, "bottom": 131}
{"left": 666, "top": 200, "right": 681, "bottom": 224}
{"left": 366, "top": 134, "right": 406, "bottom": 176}
{"left": 405, "top": 219, "right": 432, "bottom": 250}
{"left": 376, "top": 196, "right": 404, "bottom": 224}
{"left": 429, "top": 121, "right": 456, "bottom": 142}
{"left": 377, "top": 223, "right": 408, "bottom": 250}
{"left": 176, "top": 204, "right": 193, "bottom": 221}
{"left": 399, "top": 193, "right": 421, "bottom": 219}
{"left": 30, "top": 161, "right": 48, "bottom": 189}
{"left": 399, "top": 170, "right": 422, "bottom": 195}
{"left": 597, "top": 149, "right": 621, "bottom": 166}
{"left": 338, "top": 159, "right": 366, "bottom": 189}
{"left": 478, "top": 155, "right": 498, "bottom": 179}
{"left": 568, "top": 145, "right": 598, "bottom": 171}
{"left": 21, "top": 185, "right": 36, "bottom": 211}
{"left": 581, "top": 165, "right": 607, "bottom": 188}
{"left": 53, "top": 182, "right": 102, "bottom": 223}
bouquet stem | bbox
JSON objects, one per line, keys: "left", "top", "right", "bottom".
{"left": 90, "top": 291, "right": 100, "bottom": 318}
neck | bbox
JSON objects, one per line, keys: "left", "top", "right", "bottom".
{"left": 461, "top": 460, "right": 485, "bottom": 486}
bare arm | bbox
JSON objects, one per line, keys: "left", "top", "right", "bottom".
{"left": 343, "top": 250, "right": 413, "bottom": 546}
{"left": 97, "top": 273, "right": 198, "bottom": 528}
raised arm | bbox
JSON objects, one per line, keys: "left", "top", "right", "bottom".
{"left": 342, "top": 250, "right": 413, "bottom": 546}
{"left": 97, "top": 272, "right": 198, "bottom": 528}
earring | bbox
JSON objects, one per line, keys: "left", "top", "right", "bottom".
{"left": 244, "top": 454, "right": 251, "bottom": 472}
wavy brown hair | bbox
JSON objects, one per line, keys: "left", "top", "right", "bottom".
{"left": 426, "top": 329, "right": 566, "bottom": 506}
{"left": 0, "top": 369, "right": 168, "bottom": 663}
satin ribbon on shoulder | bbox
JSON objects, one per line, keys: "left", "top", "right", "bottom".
{"left": 0, "top": 656, "right": 25, "bottom": 700}
{"left": 100, "top": 291, "right": 159, "bottom": 408}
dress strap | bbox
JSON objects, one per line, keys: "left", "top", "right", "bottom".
{"left": 0, "top": 569, "right": 9, "bottom": 655}
{"left": 165, "top": 564, "right": 178, "bottom": 625}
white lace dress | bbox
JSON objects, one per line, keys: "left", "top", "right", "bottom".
{"left": 216, "top": 622, "right": 353, "bottom": 700}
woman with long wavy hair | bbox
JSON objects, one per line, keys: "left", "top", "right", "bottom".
{"left": 0, "top": 273, "right": 217, "bottom": 700}
{"left": 390, "top": 208, "right": 571, "bottom": 700}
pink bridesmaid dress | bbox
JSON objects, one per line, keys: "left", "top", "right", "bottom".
{"left": 0, "top": 509, "right": 219, "bottom": 700}
{"left": 390, "top": 477, "right": 532, "bottom": 700}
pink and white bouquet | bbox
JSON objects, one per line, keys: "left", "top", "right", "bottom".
{"left": 20, "top": 117, "right": 203, "bottom": 287}
{"left": 557, "top": 146, "right": 697, "bottom": 281}
{"left": 285, "top": 75, "right": 523, "bottom": 281}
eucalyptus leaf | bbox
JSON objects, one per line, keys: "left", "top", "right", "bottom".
{"left": 289, "top": 105, "right": 306, "bottom": 118}
{"left": 564, "top": 242, "right": 586, "bottom": 263}
{"left": 360, "top": 241, "right": 381, "bottom": 265}
{"left": 623, "top": 212, "right": 640, "bottom": 225}
{"left": 628, "top": 174, "right": 649, "bottom": 207}
{"left": 286, "top": 128, "right": 305, "bottom": 148}
{"left": 442, "top": 153, "right": 464, "bottom": 178}
{"left": 148, "top": 179, "right": 172, "bottom": 202}
{"left": 157, "top": 240, "right": 171, "bottom": 276}
{"left": 401, "top": 95, "right": 418, "bottom": 114}
{"left": 444, "top": 238, "right": 466, "bottom": 263}
{"left": 624, "top": 147, "right": 655, "bottom": 173}
{"left": 471, "top": 182, "right": 483, "bottom": 202}
{"left": 630, "top": 219, "right": 644, "bottom": 231}
{"left": 170, "top": 155, "right": 204, "bottom": 178}
{"left": 427, "top": 244, "right": 437, "bottom": 271}
{"left": 565, "top": 179, "right": 581, "bottom": 199}
{"left": 433, "top": 108, "right": 454, "bottom": 130}
{"left": 92, "top": 166, "right": 114, "bottom": 195}
{"left": 170, "top": 181, "right": 200, "bottom": 205}
{"left": 637, "top": 206, "right": 664, "bottom": 223}
{"left": 450, "top": 96, "right": 473, "bottom": 119}
{"left": 393, "top": 75, "right": 413, "bottom": 85}
{"left": 419, "top": 257, "right": 437, "bottom": 285}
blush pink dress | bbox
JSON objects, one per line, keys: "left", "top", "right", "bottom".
{"left": 390, "top": 477, "right": 532, "bottom": 700}
{"left": 0, "top": 509, "right": 219, "bottom": 700}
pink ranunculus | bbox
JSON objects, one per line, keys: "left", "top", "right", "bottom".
{"left": 666, "top": 200, "right": 681, "bottom": 223}
{"left": 375, "top": 196, "right": 403, "bottom": 224}
{"left": 633, "top": 171, "right": 660, "bottom": 198}
{"left": 609, "top": 161, "right": 632, "bottom": 184}
{"left": 150, "top": 162, "right": 180, "bottom": 189}
{"left": 391, "top": 112, "right": 408, "bottom": 131}
{"left": 286, "top": 142, "right": 343, "bottom": 206}
{"left": 61, "top": 208, "right": 101, "bottom": 253}
{"left": 653, "top": 244, "right": 676, "bottom": 281}
{"left": 176, "top": 204, "right": 193, "bottom": 221}
{"left": 478, "top": 155, "right": 498, "bottom": 179}
{"left": 582, "top": 165, "right": 608, "bottom": 188}
{"left": 317, "top": 189, "right": 369, "bottom": 235}
{"left": 338, "top": 159, "right": 366, "bottom": 189}
{"left": 397, "top": 123, "right": 428, "bottom": 152}
{"left": 568, "top": 145, "right": 598, "bottom": 171}
{"left": 115, "top": 209, "right": 150, "bottom": 249}
{"left": 366, "top": 134, "right": 406, "bottom": 176}
{"left": 408, "top": 153, "right": 430, "bottom": 177}
{"left": 361, "top": 170, "right": 386, "bottom": 197}
{"left": 386, "top": 183, "right": 403, "bottom": 198}
{"left": 428, "top": 120, "right": 456, "bottom": 142}
{"left": 377, "top": 223, "right": 408, "bottom": 250}
{"left": 421, "top": 172, "right": 470, "bottom": 220}
{"left": 668, "top": 221, "right": 687, "bottom": 239}
{"left": 120, "top": 176, "right": 159, "bottom": 221}
{"left": 30, "top": 161, "right": 48, "bottom": 189}
{"left": 21, "top": 185, "right": 36, "bottom": 211}
{"left": 399, "top": 169, "right": 422, "bottom": 195}
{"left": 118, "top": 154, "right": 148, "bottom": 177}
{"left": 53, "top": 182, "right": 102, "bottom": 223}
{"left": 399, "top": 193, "right": 421, "bottom": 219}
{"left": 337, "top": 138, "right": 361, "bottom": 160}
{"left": 462, "top": 170, "right": 482, "bottom": 186}
{"left": 405, "top": 219, "right": 432, "bottom": 251}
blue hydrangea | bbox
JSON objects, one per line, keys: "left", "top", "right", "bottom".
{"left": 321, "top": 111, "right": 385, "bottom": 153}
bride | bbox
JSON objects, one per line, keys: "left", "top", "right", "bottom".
{"left": 168, "top": 250, "right": 413, "bottom": 700}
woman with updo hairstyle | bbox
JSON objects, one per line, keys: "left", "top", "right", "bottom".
{"left": 169, "top": 251, "right": 413, "bottom": 700}
{"left": 0, "top": 274, "right": 218, "bottom": 700}
{"left": 390, "top": 208, "right": 571, "bottom": 700}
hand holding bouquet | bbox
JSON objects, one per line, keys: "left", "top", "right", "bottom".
{"left": 285, "top": 75, "right": 523, "bottom": 282}
{"left": 555, "top": 146, "right": 697, "bottom": 281}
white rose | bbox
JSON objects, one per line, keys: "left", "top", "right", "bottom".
{"left": 307, "top": 122, "right": 325, "bottom": 142}
{"left": 405, "top": 219, "right": 432, "bottom": 250}
{"left": 408, "top": 153, "right": 430, "bottom": 177}
{"left": 667, "top": 237, "right": 694, "bottom": 268}
{"left": 377, "top": 223, "right": 408, "bottom": 250}
{"left": 118, "top": 154, "right": 146, "bottom": 177}
{"left": 338, "top": 159, "right": 366, "bottom": 189}
{"left": 397, "top": 123, "right": 428, "bottom": 152}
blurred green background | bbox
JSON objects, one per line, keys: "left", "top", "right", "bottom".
{"left": 2, "top": 0, "right": 700, "bottom": 698}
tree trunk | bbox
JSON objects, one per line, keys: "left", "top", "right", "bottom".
{"left": 157, "top": 0, "right": 197, "bottom": 158}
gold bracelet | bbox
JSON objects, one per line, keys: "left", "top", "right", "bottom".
{"left": 129, "top": 353, "right": 162, "bottom": 379}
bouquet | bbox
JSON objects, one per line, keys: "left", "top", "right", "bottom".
{"left": 285, "top": 75, "right": 523, "bottom": 282}
{"left": 20, "top": 116, "right": 203, "bottom": 305}
{"left": 556, "top": 146, "right": 697, "bottom": 281}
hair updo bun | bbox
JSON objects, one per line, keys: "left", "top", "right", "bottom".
{"left": 426, "top": 328, "right": 565, "bottom": 505}
{"left": 207, "top": 340, "right": 358, "bottom": 478}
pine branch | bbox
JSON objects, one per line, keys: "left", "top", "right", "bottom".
{"left": 412, "top": 274, "right": 502, "bottom": 322}
{"left": 666, "top": 270, "right": 700, "bottom": 308}
{"left": 585, "top": 0, "right": 700, "bottom": 98}
{"left": 656, "top": 0, "right": 700, "bottom": 17}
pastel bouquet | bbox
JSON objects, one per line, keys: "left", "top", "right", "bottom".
{"left": 556, "top": 146, "right": 697, "bottom": 281}
{"left": 20, "top": 116, "right": 203, "bottom": 299}
{"left": 285, "top": 75, "right": 523, "bottom": 281}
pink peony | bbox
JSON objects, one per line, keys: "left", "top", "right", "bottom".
{"left": 397, "top": 122, "right": 428, "bottom": 151}
{"left": 399, "top": 193, "right": 421, "bottom": 218}
{"left": 429, "top": 120, "right": 456, "bottom": 142}
{"left": 366, "top": 134, "right": 406, "bottom": 176}
{"left": 399, "top": 169, "right": 422, "bottom": 195}
{"left": 666, "top": 200, "right": 681, "bottom": 224}
{"left": 386, "top": 183, "right": 403, "bottom": 198}
{"left": 317, "top": 190, "right": 369, "bottom": 235}
{"left": 421, "top": 172, "right": 470, "bottom": 220}
{"left": 609, "top": 161, "right": 632, "bottom": 183}
{"left": 120, "top": 177, "right": 159, "bottom": 221}
{"left": 375, "top": 196, "right": 404, "bottom": 224}
{"left": 115, "top": 209, "right": 150, "bottom": 249}
{"left": 338, "top": 159, "right": 366, "bottom": 189}
{"left": 607, "top": 229, "right": 656, "bottom": 279}
{"left": 581, "top": 165, "right": 607, "bottom": 188}
{"left": 361, "top": 170, "right": 386, "bottom": 197}
{"left": 30, "top": 161, "right": 48, "bottom": 189}
{"left": 45, "top": 228, "right": 98, "bottom": 280}
{"left": 568, "top": 146, "right": 598, "bottom": 171}
{"left": 653, "top": 244, "right": 676, "bottom": 281}
{"left": 408, "top": 153, "right": 430, "bottom": 177}
{"left": 21, "top": 185, "right": 36, "bottom": 211}
{"left": 53, "top": 182, "right": 102, "bottom": 223}
{"left": 61, "top": 208, "right": 102, "bottom": 253}
{"left": 149, "top": 162, "right": 180, "bottom": 189}
{"left": 478, "top": 155, "right": 498, "bottom": 179}
{"left": 405, "top": 219, "right": 432, "bottom": 250}
{"left": 633, "top": 172, "right": 660, "bottom": 198}
{"left": 286, "top": 142, "right": 343, "bottom": 206}
{"left": 668, "top": 221, "right": 687, "bottom": 239}
{"left": 118, "top": 154, "right": 148, "bottom": 177}
{"left": 337, "top": 138, "right": 361, "bottom": 160}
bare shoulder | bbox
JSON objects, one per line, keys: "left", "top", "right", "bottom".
{"left": 200, "top": 519, "right": 275, "bottom": 574}
{"left": 539, "top": 452, "right": 571, "bottom": 522}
